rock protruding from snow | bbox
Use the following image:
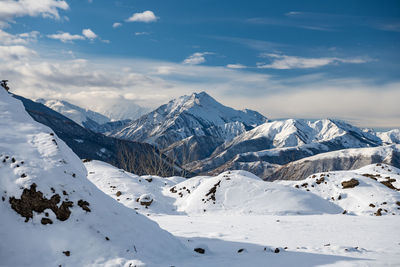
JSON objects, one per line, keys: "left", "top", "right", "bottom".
{"left": 0, "top": 90, "right": 187, "bottom": 266}
{"left": 268, "top": 145, "right": 400, "bottom": 181}
{"left": 169, "top": 170, "right": 342, "bottom": 215}
{"left": 278, "top": 164, "right": 400, "bottom": 216}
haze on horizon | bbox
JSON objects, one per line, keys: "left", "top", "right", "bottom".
{"left": 0, "top": 0, "right": 399, "bottom": 128}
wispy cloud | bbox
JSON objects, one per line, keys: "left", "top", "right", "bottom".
{"left": 246, "top": 17, "right": 334, "bottom": 32}
{"left": 126, "top": 10, "right": 158, "bottom": 23}
{"left": 0, "top": 29, "right": 39, "bottom": 45}
{"left": 47, "top": 32, "right": 85, "bottom": 43}
{"left": 47, "top": 29, "right": 99, "bottom": 43}
{"left": 183, "top": 52, "right": 214, "bottom": 65}
{"left": 112, "top": 22, "right": 122, "bottom": 28}
{"left": 257, "top": 53, "right": 369, "bottom": 69}
{"left": 210, "top": 36, "right": 284, "bottom": 51}
{"left": 135, "top": 32, "right": 150, "bottom": 36}
{"left": 226, "top": 63, "right": 247, "bottom": 69}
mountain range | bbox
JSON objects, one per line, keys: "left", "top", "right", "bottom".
{"left": 19, "top": 91, "right": 400, "bottom": 181}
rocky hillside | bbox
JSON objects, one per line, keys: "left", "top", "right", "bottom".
{"left": 0, "top": 89, "right": 188, "bottom": 266}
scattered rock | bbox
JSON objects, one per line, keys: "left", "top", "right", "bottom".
{"left": 62, "top": 251, "right": 70, "bottom": 257}
{"left": 138, "top": 194, "right": 153, "bottom": 207}
{"left": 116, "top": 191, "right": 122, "bottom": 197}
{"left": 169, "top": 186, "right": 177, "bottom": 193}
{"left": 341, "top": 179, "right": 359, "bottom": 189}
{"left": 41, "top": 218, "right": 53, "bottom": 225}
{"left": 380, "top": 180, "right": 398, "bottom": 191}
{"left": 194, "top": 248, "right": 205, "bottom": 254}
{"left": 375, "top": 208, "right": 382, "bottom": 216}
{"left": 205, "top": 180, "right": 221, "bottom": 202}
{"left": 77, "top": 199, "right": 91, "bottom": 212}
{"left": 369, "top": 203, "right": 376, "bottom": 208}
{"left": 9, "top": 183, "right": 73, "bottom": 222}
{"left": 316, "top": 177, "right": 325, "bottom": 185}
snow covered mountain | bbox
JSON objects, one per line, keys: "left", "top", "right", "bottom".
{"left": 377, "top": 129, "right": 400, "bottom": 144}
{"left": 96, "top": 101, "right": 150, "bottom": 122}
{"left": 0, "top": 89, "right": 188, "bottom": 266}
{"left": 15, "top": 94, "right": 182, "bottom": 177}
{"left": 112, "top": 92, "right": 266, "bottom": 144}
{"left": 268, "top": 144, "right": 400, "bottom": 181}
{"left": 186, "top": 119, "right": 383, "bottom": 177}
{"left": 111, "top": 91, "right": 267, "bottom": 162}
{"left": 36, "top": 98, "right": 111, "bottom": 127}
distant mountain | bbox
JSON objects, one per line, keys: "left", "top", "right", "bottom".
{"left": 267, "top": 144, "right": 400, "bottom": 181}
{"left": 110, "top": 91, "right": 267, "bottom": 163}
{"left": 96, "top": 101, "right": 150, "bottom": 121}
{"left": 15, "top": 95, "right": 185, "bottom": 177}
{"left": 376, "top": 129, "right": 400, "bottom": 144}
{"left": 36, "top": 98, "right": 111, "bottom": 127}
{"left": 185, "top": 119, "right": 383, "bottom": 177}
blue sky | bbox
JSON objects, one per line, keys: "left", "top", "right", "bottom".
{"left": 1, "top": 0, "right": 399, "bottom": 128}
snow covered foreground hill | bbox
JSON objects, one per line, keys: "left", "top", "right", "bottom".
{"left": 0, "top": 89, "right": 188, "bottom": 266}
{"left": 85, "top": 160, "right": 400, "bottom": 266}
{"left": 86, "top": 161, "right": 399, "bottom": 217}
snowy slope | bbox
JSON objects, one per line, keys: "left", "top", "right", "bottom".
{"left": 86, "top": 160, "right": 186, "bottom": 215}
{"left": 86, "top": 161, "right": 342, "bottom": 216}
{"left": 186, "top": 119, "right": 383, "bottom": 177}
{"left": 168, "top": 170, "right": 342, "bottom": 215}
{"left": 278, "top": 164, "right": 400, "bottom": 216}
{"left": 0, "top": 90, "right": 187, "bottom": 266}
{"left": 111, "top": 91, "right": 267, "bottom": 147}
{"left": 377, "top": 129, "right": 400, "bottom": 144}
{"left": 268, "top": 144, "right": 400, "bottom": 181}
{"left": 36, "top": 98, "right": 110, "bottom": 127}
{"left": 225, "top": 119, "right": 380, "bottom": 150}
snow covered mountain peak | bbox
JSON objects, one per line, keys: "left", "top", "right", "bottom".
{"left": 232, "top": 118, "right": 381, "bottom": 149}
{"left": 111, "top": 91, "right": 267, "bottom": 147}
{"left": 36, "top": 98, "right": 110, "bottom": 127}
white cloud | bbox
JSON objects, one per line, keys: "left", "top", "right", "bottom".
{"left": 47, "top": 32, "right": 85, "bottom": 43}
{"left": 257, "top": 53, "right": 369, "bottom": 69}
{"left": 1, "top": 46, "right": 398, "bottom": 128}
{"left": 82, "top": 28, "right": 97, "bottom": 40}
{"left": 183, "top": 52, "right": 213, "bottom": 65}
{"left": 127, "top": 10, "right": 158, "bottom": 23}
{"left": 112, "top": 22, "right": 122, "bottom": 28}
{"left": 0, "top": 0, "right": 69, "bottom": 21}
{"left": 135, "top": 32, "right": 150, "bottom": 36}
{"left": 226, "top": 63, "right": 247, "bottom": 69}
{"left": 0, "top": 29, "right": 39, "bottom": 45}
{"left": 0, "top": 45, "right": 36, "bottom": 60}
